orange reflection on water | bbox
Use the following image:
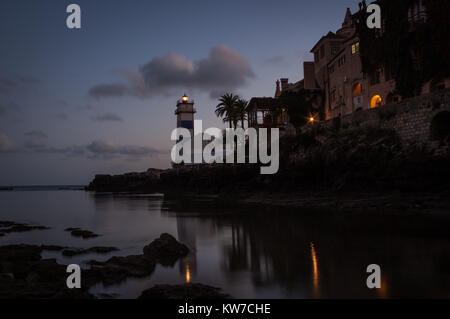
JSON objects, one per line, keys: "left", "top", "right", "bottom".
{"left": 310, "top": 242, "right": 319, "bottom": 298}
{"left": 377, "top": 276, "right": 389, "bottom": 299}
{"left": 185, "top": 264, "right": 191, "bottom": 283}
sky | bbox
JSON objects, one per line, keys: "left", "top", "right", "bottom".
{"left": 0, "top": 0, "right": 361, "bottom": 185}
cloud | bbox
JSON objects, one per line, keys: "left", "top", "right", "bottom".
{"left": 56, "top": 112, "right": 68, "bottom": 120}
{"left": 0, "top": 75, "right": 39, "bottom": 95}
{"left": 91, "top": 113, "right": 123, "bottom": 122}
{"left": 0, "top": 133, "right": 15, "bottom": 153}
{"left": 86, "top": 140, "right": 162, "bottom": 157}
{"left": 75, "top": 103, "right": 94, "bottom": 111}
{"left": 24, "top": 139, "right": 47, "bottom": 149}
{"left": 88, "top": 84, "right": 128, "bottom": 99}
{"left": 263, "top": 55, "right": 287, "bottom": 65}
{"left": 0, "top": 79, "right": 17, "bottom": 95}
{"left": 0, "top": 101, "right": 21, "bottom": 117}
{"left": 16, "top": 75, "right": 39, "bottom": 84}
{"left": 25, "top": 130, "right": 48, "bottom": 139}
{"left": 24, "top": 130, "right": 48, "bottom": 149}
{"left": 2, "top": 133, "right": 162, "bottom": 159}
{"left": 88, "top": 45, "right": 255, "bottom": 100}
{"left": 36, "top": 145, "right": 86, "bottom": 157}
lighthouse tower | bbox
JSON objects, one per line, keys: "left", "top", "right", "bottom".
{"left": 175, "top": 94, "right": 196, "bottom": 136}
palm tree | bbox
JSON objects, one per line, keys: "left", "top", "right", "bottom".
{"left": 235, "top": 99, "right": 248, "bottom": 129}
{"left": 215, "top": 93, "right": 239, "bottom": 128}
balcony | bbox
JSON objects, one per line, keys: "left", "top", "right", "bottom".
{"left": 177, "top": 98, "right": 194, "bottom": 104}
{"left": 175, "top": 108, "right": 196, "bottom": 115}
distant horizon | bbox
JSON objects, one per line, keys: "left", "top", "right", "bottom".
{"left": 1, "top": 184, "right": 86, "bottom": 188}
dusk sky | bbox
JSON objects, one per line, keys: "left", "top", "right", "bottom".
{"left": 0, "top": 0, "right": 360, "bottom": 185}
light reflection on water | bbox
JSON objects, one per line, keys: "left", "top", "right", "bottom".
{"left": 1, "top": 189, "right": 450, "bottom": 298}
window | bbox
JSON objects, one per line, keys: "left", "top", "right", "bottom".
{"left": 257, "top": 111, "right": 264, "bottom": 125}
{"left": 314, "top": 51, "right": 319, "bottom": 62}
{"left": 330, "top": 89, "right": 336, "bottom": 103}
{"left": 181, "top": 120, "right": 193, "bottom": 129}
{"left": 370, "top": 95, "right": 382, "bottom": 108}
{"left": 408, "top": 0, "right": 427, "bottom": 30}
{"left": 351, "top": 42, "right": 360, "bottom": 55}
{"left": 385, "top": 64, "right": 393, "bottom": 81}
{"left": 329, "top": 64, "right": 335, "bottom": 74}
{"left": 331, "top": 46, "right": 339, "bottom": 56}
{"left": 376, "top": 69, "right": 382, "bottom": 83}
{"left": 352, "top": 82, "right": 362, "bottom": 96}
{"left": 320, "top": 45, "right": 325, "bottom": 58}
{"left": 370, "top": 69, "right": 382, "bottom": 85}
{"left": 337, "top": 55, "right": 346, "bottom": 68}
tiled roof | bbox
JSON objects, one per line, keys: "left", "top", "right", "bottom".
{"left": 247, "top": 97, "right": 279, "bottom": 111}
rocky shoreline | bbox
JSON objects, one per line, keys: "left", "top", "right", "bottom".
{"left": 0, "top": 231, "right": 227, "bottom": 299}
{"left": 0, "top": 221, "right": 49, "bottom": 237}
{"left": 86, "top": 126, "right": 450, "bottom": 211}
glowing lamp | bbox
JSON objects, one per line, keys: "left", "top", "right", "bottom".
{"left": 309, "top": 117, "right": 315, "bottom": 123}
{"left": 181, "top": 94, "right": 189, "bottom": 103}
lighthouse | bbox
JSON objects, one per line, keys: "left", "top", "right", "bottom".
{"left": 175, "top": 94, "right": 196, "bottom": 137}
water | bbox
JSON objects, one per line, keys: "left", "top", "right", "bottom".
{"left": 1, "top": 188, "right": 450, "bottom": 298}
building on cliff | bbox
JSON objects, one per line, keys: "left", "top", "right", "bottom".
{"left": 312, "top": 0, "right": 450, "bottom": 120}
{"left": 248, "top": 0, "right": 450, "bottom": 129}
{"left": 247, "top": 62, "right": 322, "bottom": 136}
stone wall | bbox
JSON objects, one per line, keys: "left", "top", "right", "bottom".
{"left": 316, "top": 88, "right": 450, "bottom": 143}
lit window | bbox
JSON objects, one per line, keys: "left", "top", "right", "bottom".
{"left": 352, "top": 42, "right": 360, "bottom": 55}
{"left": 370, "top": 95, "right": 382, "bottom": 108}
{"left": 352, "top": 82, "right": 362, "bottom": 96}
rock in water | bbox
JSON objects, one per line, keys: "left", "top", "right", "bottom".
{"left": 64, "top": 227, "right": 100, "bottom": 239}
{"left": 0, "top": 221, "right": 49, "bottom": 237}
{"left": 87, "top": 233, "right": 189, "bottom": 286}
{"left": 143, "top": 233, "right": 189, "bottom": 266}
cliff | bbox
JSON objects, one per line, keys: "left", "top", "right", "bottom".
{"left": 86, "top": 168, "right": 165, "bottom": 193}
{"left": 86, "top": 125, "right": 450, "bottom": 198}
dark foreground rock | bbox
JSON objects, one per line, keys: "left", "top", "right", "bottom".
{"left": 0, "top": 234, "right": 189, "bottom": 298}
{"left": 65, "top": 227, "right": 100, "bottom": 239}
{"left": 138, "top": 283, "right": 230, "bottom": 299}
{"left": 143, "top": 233, "right": 190, "bottom": 266}
{"left": 0, "top": 221, "right": 49, "bottom": 237}
{"left": 88, "top": 233, "right": 189, "bottom": 285}
{"left": 0, "top": 244, "right": 93, "bottom": 298}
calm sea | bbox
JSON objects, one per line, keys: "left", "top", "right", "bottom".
{"left": 1, "top": 187, "right": 450, "bottom": 298}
